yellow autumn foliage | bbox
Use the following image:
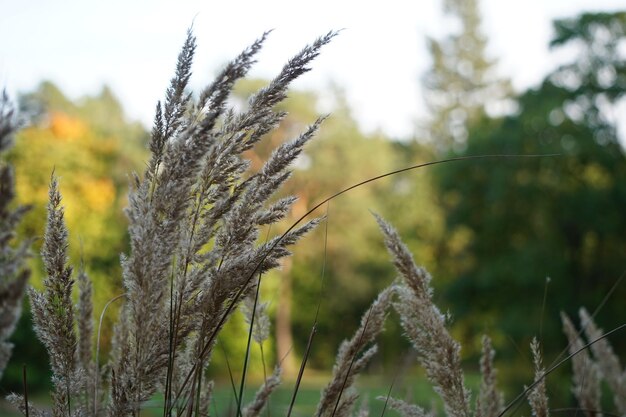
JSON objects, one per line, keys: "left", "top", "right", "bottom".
{"left": 7, "top": 83, "right": 147, "bottom": 355}
{"left": 49, "top": 112, "right": 88, "bottom": 141}
{"left": 81, "top": 178, "right": 116, "bottom": 212}
{"left": 13, "top": 114, "right": 123, "bottom": 240}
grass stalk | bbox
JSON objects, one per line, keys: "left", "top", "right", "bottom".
{"left": 499, "top": 323, "right": 626, "bottom": 417}
{"left": 21, "top": 365, "right": 28, "bottom": 417}
{"left": 287, "top": 203, "right": 330, "bottom": 417}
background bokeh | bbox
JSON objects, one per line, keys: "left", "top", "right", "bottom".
{"left": 0, "top": 0, "right": 624, "bottom": 413}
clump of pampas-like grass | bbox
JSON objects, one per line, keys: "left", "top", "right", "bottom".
{"left": 7, "top": 29, "right": 335, "bottom": 417}
{"left": 4, "top": 27, "right": 625, "bottom": 417}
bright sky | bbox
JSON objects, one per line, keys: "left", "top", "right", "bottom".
{"left": 0, "top": 0, "right": 624, "bottom": 138}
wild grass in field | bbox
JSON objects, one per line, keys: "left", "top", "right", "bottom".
{"left": 0, "top": 29, "right": 624, "bottom": 417}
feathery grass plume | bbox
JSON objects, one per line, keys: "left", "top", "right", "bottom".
{"left": 109, "top": 31, "right": 203, "bottom": 416}
{"left": 356, "top": 396, "right": 369, "bottom": 417}
{"left": 375, "top": 214, "right": 470, "bottom": 417}
{"left": 164, "top": 38, "right": 332, "bottom": 415}
{"left": 0, "top": 90, "right": 30, "bottom": 380}
{"left": 160, "top": 31, "right": 273, "bottom": 417}
{"left": 376, "top": 396, "right": 430, "bottom": 417}
{"left": 579, "top": 308, "right": 626, "bottom": 414}
{"left": 146, "top": 29, "right": 196, "bottom": 184}
{"left": 106, "top": 29, "right": 334, "bottom": 416}
{"left": 316, "top": 286, "right": 394, "bottom": 417}
{"left": 172, "top": 109, "right": 324, "bottom": 417}
{"left": 242, "top": 291, "right": 271, "bottom": 345}
{"left": 28, "top": 175, "right": 83, "bottom": 416}
{"left": 527, "top": 339, "right": 549, "bottom": 417}
{"left": 76, "top": 263, "right": 95, "bottom": 412}
{"left": 5, "top": 393, "right": 48, "bottom": 417}
{"left": 242, "top": 366, "right": 281, "bottom": 417}
{"left": 476, "top": 336, "right": 503, "bottom": 417}
{"left": 110, "top": 30, "right": 256, "bottom": 416}
{"left": 561, "top": 312, "right": 601, "bottom": 417}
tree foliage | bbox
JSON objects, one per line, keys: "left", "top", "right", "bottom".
{"left": 435, "top": 12, "right": 626, "bottom": 368}
{"left": 423, "top": 0, "right": 511, "bottom": 151}
{"left": 1, "top": 82, "right": 147, "bottom": 391}
{"left": 234, "top": 80, "right": 407, "bottom": 370}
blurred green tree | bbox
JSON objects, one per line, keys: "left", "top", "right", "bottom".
{"left": 435, "top": 12, "right": 626, "bottom": 378}
{"left": 423, "top": 0, "right": 511, "bottom": 152}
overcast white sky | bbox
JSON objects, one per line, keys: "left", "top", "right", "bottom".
{"left": 0, "top": 0, "right": 624, "bottom": 138}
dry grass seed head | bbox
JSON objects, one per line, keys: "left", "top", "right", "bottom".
{"left": 316, "top": 286, "right": 395, "bottom": 417}
{"left": 561, "top": 312, "right": 601, "bottom": 417}
{"left": 527, "top": 338, "right": 549, "bottom": 417}
{"left": 579, "top": 308, "right": 626, "bottom": 414}
{"left": 476, "top": 336, "right": 504, "bottom": 417}
{"left": 375, "top": 213, "right": 470, "bottom": 417}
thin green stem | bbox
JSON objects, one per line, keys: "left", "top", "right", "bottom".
{"left": 22, "top": 364, "right": 29, "bottom": 417}
{"left": 288, "top": 203, "right": 330, "bottom": 417}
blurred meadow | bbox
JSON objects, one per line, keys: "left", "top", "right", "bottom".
{"left": 0, "top": 0, "right": 625, "bottom": 416}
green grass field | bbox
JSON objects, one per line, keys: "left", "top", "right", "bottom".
{"left": 0, "top": 373, "right": 482, "bottom": 416}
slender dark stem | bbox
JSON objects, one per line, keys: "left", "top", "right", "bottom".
{"left": 329, "top": 308, "right": 374, "bottom": 417}
{"left": 236, "top": 278, "right": 261, "bottom": 417}
{"left": 22, "top": 364, "right": 29, "bottom": 417}
{"left": 185, "top": 367, "right": 200, "bottom": 417}
{"left": 287, "top": 203, "right": 330, "bottom": 417}
{"left": 589, "top": 269, "right": 625, "bottom": 321}
{"left": 550, "top": 408, "right": 620, "bottom": 417}
{"left": 95, "top": 293, "right": 126, "bottom": 417}
{"left": 287, "top": 325, "right": 317, "bottom": 417}
{"left": 212, "top": 397, "right": 220, "bottom": 417}
{"left": 380, "top": 354, "right": 409, "bottom": 417}
{"left": 301, "top": 155, "right": 560, "bottom": 220}
{"left": 498, "top": 323, "right": 626, "bottom": 417}
{"left": 194, "top": 361, "right": 203, "bottom": 417}
{"left": 539, "top": 276, "right": 550, "bottom": 349}
{"left": 259, "top": 343, "right": 271, "bottom": 417}
{"left": 549, "top": 269, "right": 625, "bottom": 368}
{"left": 164, "top": 269, "right": 175, "bottom": 417}
{"left": 237, "top": 226, "right": 272, "bottom": 417}
{"left": 260, "top": 343, "right": 268, "bottom": 384}
{"left": 66, "top": 379, "right": 71, "bottom": 417}
{"left": 220, "top": 340, "right": 240, "bottom": 407}
{"left": 379, "top": 378, "right": 396, "bottom": 417}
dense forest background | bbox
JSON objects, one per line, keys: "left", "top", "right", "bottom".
{"left": 1, "top": 1, "right": 625, "bottom": 408}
